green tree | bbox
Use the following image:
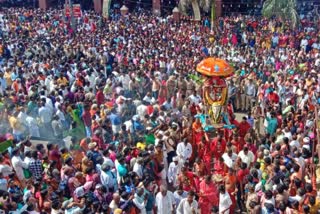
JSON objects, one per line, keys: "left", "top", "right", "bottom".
{"left": 262, "top": 0, "right": 300, "bottom": 28}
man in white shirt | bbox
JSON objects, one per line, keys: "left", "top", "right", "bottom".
{"left": 25, "top": 116, "right": 40, "bottom": 138}
{"left": 300, "top": 38, "right": 308, "bottom": 51}
{"left": 219, "top": 185, "right": 232, "bottom": 214}
{"left": 173, "top": 186, "right": 188, "bottom": 206}
{"left": 155, "top": 185, "right": 175, "bottom": 214}
{"left": 177, "top": 191, "right": 198, "bottom": 214}
{"left": 55, "top": 105, "right": 67, "bottom": 128}
{"left": 102, "top": 150, "right": 115, "bottom": 168}
{"left": 244, "top": 79, "right": 256, "bottom": 111}
{"left": 238, "top": 146, "right": 255, "bottom": 168}
{"left": 118, "top": 72, "right": 131, "bottom": 92}
{"left": 167, "top": 157, "right": 180, "bottom": 187}
{"left": 0, "top": 163, "right": 13, "bottom": 178}
{"left": 188, "top": 90, "right": 201, "bottom": 106}
{"left": 39, "top": 91, "right": 54, "bottom": 113}
{"left": 222, "top": 149, "right": 238, "bottom": 169}
{"left": 176, "top": 139, "right": 192, "bottom": 163}
{"left": 133, "top": 158, "right": 144, "bottom": 179}
{"left": 143, "top": 92, "right": 154, "bottom": 104}
{"left": 38, "top": 102, "right": 52, "bottom": 125}
{"left": 11, "top": 148, "right": 28, "bottom": 184}
{"left": 100, "top": 164, "right": 117, "bottom": 193}
{"left": 289, "top": 135, "right": 300, "bottom": 149}
{"left": 136, "top": 101, "right": 148, "bottom": 120}
{"left": 85, "top": 70, "right": 97, "bottom": 90}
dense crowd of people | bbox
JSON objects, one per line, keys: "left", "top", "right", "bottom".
{"left": 0, "top": 5, "right": 320, "bottom": 214}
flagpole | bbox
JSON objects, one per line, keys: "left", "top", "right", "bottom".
{"left": 211, "top": 0, "right": 216, "bottom": 32}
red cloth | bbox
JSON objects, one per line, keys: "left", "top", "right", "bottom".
{"left": 178, "top": 171, "right": 196, "bottom": 192}
{"left": 199, "top": 180, "right": 219, "bottom": 213}
{"left": 49, "top": 149, "right": 62, "bottom": 170}
{"left": 214, "top": 160, "right": 226, "bottom": 175}
{"left": 227, "top": 103, "right": 234, "bottom": 117}
{"left": 146, "top": 105, "right": 154, "bottom": 115}
{"left": 231, "top": 138, "right": 242, "bottom": 153}
{"left": 96, "top": 90, "right": 104, "bottom": 106}
{"left": 210, "top": 137, "right": 226, "bottom": 159}
{"left": 246, "top": 144, "right": 257, "bottom": 155}
{"left": 203, "top": 144, "right": 212, "bottom": 171}
{"left": 82, "top": 110, "right": 92, "bottom": 127}
{"left": 267, "top": 92, "right": 279, "bottom": 103}
{"left": 230, "top": 118, "right": 240, "bottom": 128}
{"left": 237, "top": 168, "right": 249, "bottom": 183}
{"left": 90, "top": 22, "right": 96, "bottom": 32}
{"left": 238, "top": 121, "right": 251, "bottom": 138}
{"left": 91, "top": 135, "right": 104, "bottom": 149}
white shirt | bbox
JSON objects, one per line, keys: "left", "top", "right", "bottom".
{"left": 11, "top": 155, "right": 28, "bottom": 180}
{"left": 176, "top": 142, "right": 192, "bottom": 161}
{"left": 219, "top": 192, "right": 232, "bottom": 214}
{"left": 38, "top": 106, "right": 52, "bottom": 123}
{"left": 238, "top": 150, "right": 255, "bottom": 168}
{"left": 289, "top": 140, "right": 300, "bottom": 149}
{"left": 173, "top": 190, "right": 188, "bottom": 206}
{"left": 156, "top": 191, "right": 175, "bottom": 214}
{"left": 0, "top": 178, "right": 7, "bottom": 191}
{"left": 222, "top": 153, "right": 238, "bottom": 168}
{"left": 177, "top": 198, "right": 198, "bottom": 214}
{"left": 0, "top": 164, "right": 13, "bottom": 177}
{"left": 51, "top": 208, "right": 62, "bottom": 214}
{"left": 24, "top": 156, "right": 32, "bottom": 165}
{"left": 245, "top": 84, "right": 256, "bottom": 96}
{"left": 25, "top": 116, "right": 40, "bottom": 137}
{"left": 167, "top": 162, "right": 180, "bottom": 186}
{"left": 133, "top": 194, "right": 147, "bottom": 214}
{"left": 56, "top": 109, "right": 66, "bottom": 121}
{"left": 289, "top": 195, "right": 303, "bottom": 203}
{"left": 100, "top": 170, "right": 117, "bottom": 192}
{"left": 300, "top": 39, "right": 308, "bottom": 48}
{"left": 188, "top": 94, "right": 201, "bottom": 105}
{"left": 103, "top": 157, "right": 115, "bottom": 168}
{"left": 85, "top": 74, "right": 97, "bottom": 89}
{"left": 143, "top": 95, "right": 153, "bottom": 104}
{"left": 17, "top": 111, "right": 28, "bottom": 126}
{"left": 119, "top": 74, "right": 131, "bottom": 90}
{"left": 136, "top": 104, "right": 148, "bottom": 119}
{"left": 40, "top": 95, "right": 54, "bottom": 111}
{"left": 283, "top": 131, "right": 292, "bottom": 141}
{"left": 133, "top": 162, "right": 143, "bottom": 179}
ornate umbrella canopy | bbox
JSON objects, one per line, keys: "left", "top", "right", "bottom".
{"left": 196, "top": 57, "right": 234, "bottom": 77}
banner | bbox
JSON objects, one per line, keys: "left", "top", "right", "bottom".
{"left": 102, "top": 0, "right": 111, "bottom": 18}
{"left": 65, "top": 4, "right": 82, "bottom": 18}
{"left": 0, "top": 140, "right": 12, "bottom": 153}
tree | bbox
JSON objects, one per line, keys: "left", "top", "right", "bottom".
{"left": 262, "top": 0, "right": 300, "bottom": 28}
{"left": 179, "top": 0, "right": 211, "bottom": 21}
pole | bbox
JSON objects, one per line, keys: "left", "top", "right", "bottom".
{"left": 211, "top": 0, "right": 215, "bottom": 32}
{"left": 69, "top": 0, "right": 76, "bottom": 31}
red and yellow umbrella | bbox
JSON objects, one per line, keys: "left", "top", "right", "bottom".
{"left": 196, "top": 57, "right": 234, "bottom": 77}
